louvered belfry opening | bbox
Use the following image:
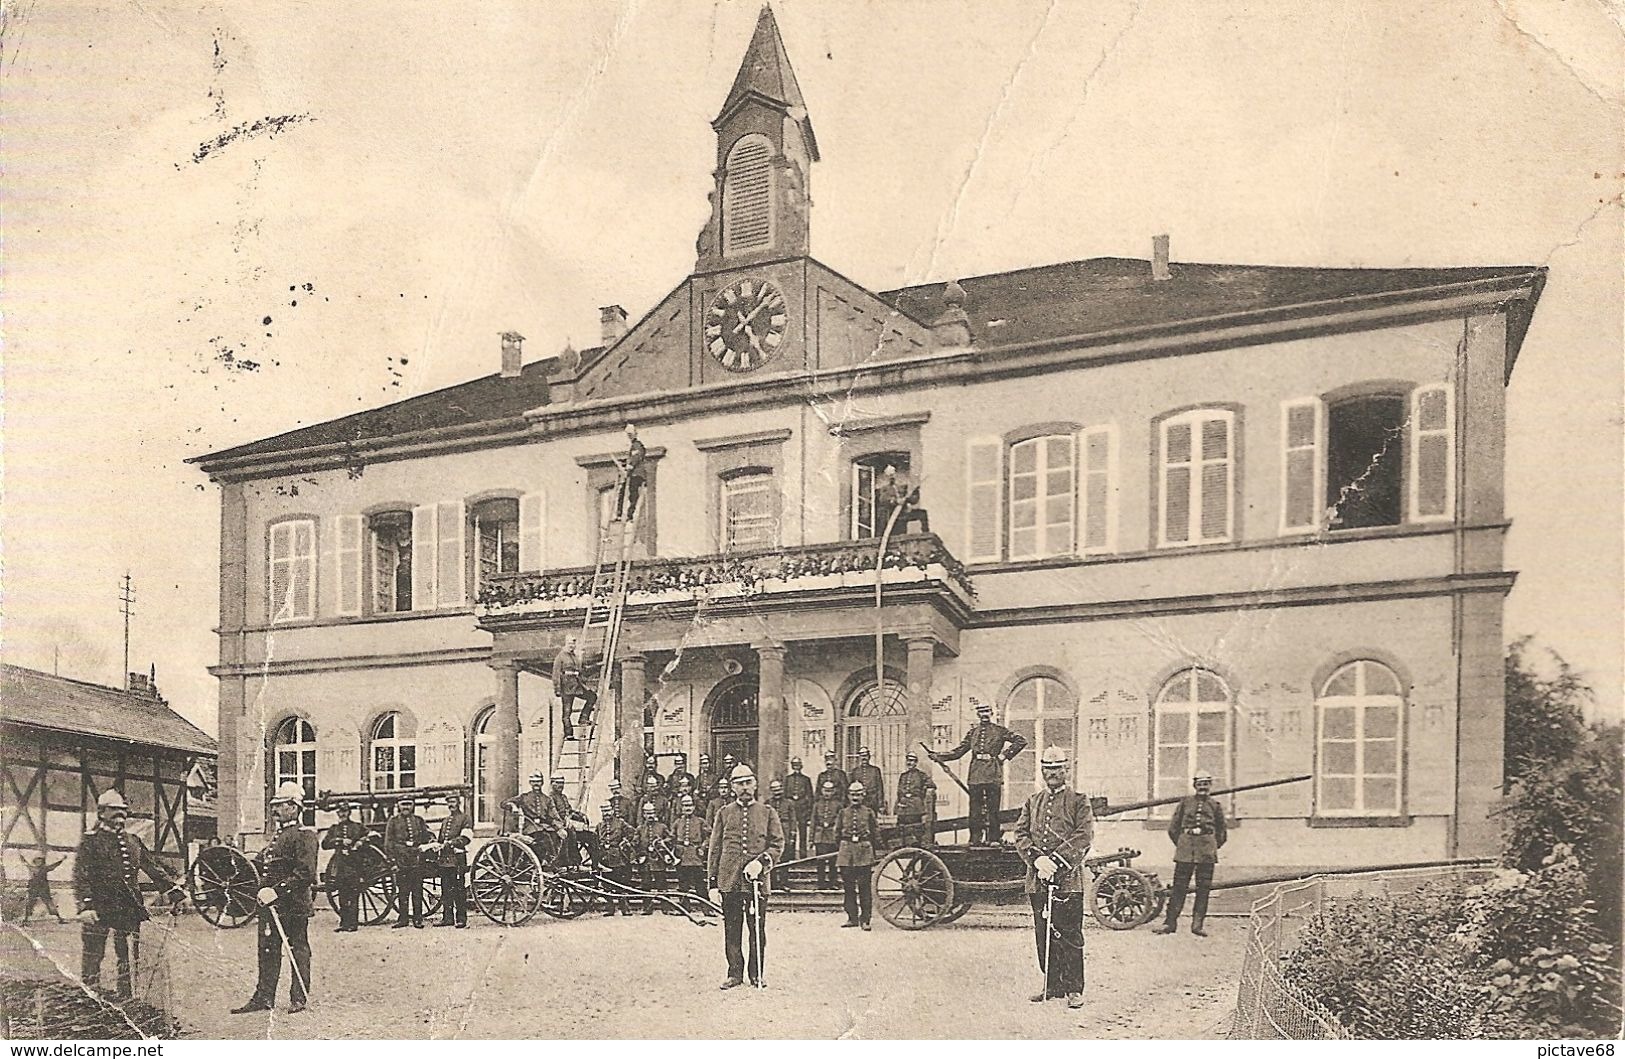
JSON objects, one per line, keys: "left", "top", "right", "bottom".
{"left": 722, "top": 134, "right": 773, "bottom": 255}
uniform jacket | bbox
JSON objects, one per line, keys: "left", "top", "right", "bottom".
{"left": 1013, "top": 787, "right": 1095, "bottom": 894}
{"left": 835, "top": 805, "right": 879, "bottom": 868}
{"left": 383, "top": 811, "right": 431, "bottom": 868}
{"left": 261, "top": 819, "right": 321, "bottom": 918}
{"left": 814, "top": 768, "right": 849, "bottom": 802}
{"left": 320, "top": 820, "right": 372, "bottom": 882}
{"left": 810, "top": 795, "right": 844, "bottom": 846}
{"left": 666, "top": 769, "right": 697, "bottom": 795}
{"left": 635, "top": 820, "right": 672, "bottom": 866}
{"left": 937, "top": 722, "right": 1027, "bottom": 786}
{"left": 596, "top": 817, "right": 636, "bottom": 869}
{"left": 552, "top": 647, "right": 588, "bottom": 696}
{"left": 670, "top": 813, "right": 709, "bottom": 867}
{"left": 73, "top": 827, "right": 177, "bottom": 929}
{"left": 636, "top": 790, "right": 670, "bottom": 825}
{"left": 510, "top": 791, "right": 560, "bottom": 833}
{"left": 851, "top": 764, "right": 886, "bottom": 812}
{"left": 707, "top": 799, "right": 784, "bottom": 894}
{"left": 894, "top": 767, "right": 937, "bottom": 817}
{"left": 782, "top": 772, "right": 814, "bottom": 817}
{"left": 547, "top": 791, "right": 579, "bottom": 826}
{"left": 694, "top": 769, "right": 717, "bottom": 800}
{"left": 624, "top": 437, "right": 647, "bottom": 481}
{"left": 1168, "top": 795, "right": 1228, "bottom": 864}
{"left": 433, "top": 811, "right": 474, "bottom": 869}
{"left": 605, "top": 795, "right": 633, "bottom": 822}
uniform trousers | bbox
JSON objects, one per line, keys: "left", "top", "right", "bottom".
{"left": 781, "top": 810, "right": 809, "bottom": 860}
{"left": 636, "top": 863, "right": 660, "bottom": 913}
{"left": 676, "top": 865, "right": 708, "bottom": 903}
{"left": 394, "top": 867, "right": 424, "bottom": 925}
{"left": 969, "top": 784, "right": 1003, "bottom": 844}
{"left": 439, "top": 866, "right": 468, "bottom": 926}
{"left": 840, "top": 865, "right": 873, "bottom": 925}
{"left": 603, "top": 867, "right": 632, "bottom": 915}
{"left": 721, "top": 889, "right": 768, "bottom": 983}
{"left": 1163, "top": 861, "right": 1216, "bottom": 923}
{"left": 252, "top": 907, "right": 311, "bottom": 1006}
{"left": 562, "top": 690, "right": 597, "bottom": 728}
{"left": 1029, "top": 891, "right": 1086, "bottom": 998}
{"left": 330, "top": 874, "right": 361, "bottom": 930}
{"left": 813, "top": 843, "right": 838, "bottom": 888}
{"left": 81, "top": 923, "right": 138, "bottom": 997}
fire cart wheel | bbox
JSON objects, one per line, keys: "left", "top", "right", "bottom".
{"left": 420, "top": 870, "right": 443, "bottom": 920}
{"left": 1090, "top": 866, "right": 1157, "bottom": 930}
{"left": 1140, "top": 878, "right": 1168, "bottom": 927}
{"left": 939, "top": 895, "right": 975, "bottom": 925}
{"left": 189, "top": 845, "right": 261, "bottom": 929}
{"left": 873, "top": 847, "right": 955, "bottom": 931}
{"left": 541, "top": 876, "right": 586, "bottom": 919}
{"left": 470, "top": 836, "right": 546, "bottom": 927}
{"left": 351, "top": 845, "right": 397, "bottom": 926}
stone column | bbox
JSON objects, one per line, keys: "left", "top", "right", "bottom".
{"left": 1454, "top": 594, "right": 1505, "bottom": 857}
{"left": 618, "top": 654, "right": 647, "bottom": 787}
{"left": 905, "top": 637, "right": 937, "bottom": 756}
{"left": 755, "top": 642, "right": 788, "bottom": 783}
{"left": 491, "top": 661, "right": 521, "bottom": 809}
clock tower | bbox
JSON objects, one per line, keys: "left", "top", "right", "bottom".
{"left": 694, "top": 5, "right": 818, "bottom": 274}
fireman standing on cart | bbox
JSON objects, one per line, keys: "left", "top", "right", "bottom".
{"left": 1013, "top": 747, "right": 1093, "bottom": 1009}
{"left": 932, "top": 701, "right": 1027, "bottom": 845}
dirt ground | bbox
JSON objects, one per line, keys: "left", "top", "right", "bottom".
{"left": 9, "top": 908, "right": 1245, "bottom": 1040}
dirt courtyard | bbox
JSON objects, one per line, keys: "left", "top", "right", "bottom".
{"left": 10, "top": 907, "right": 1245, "bottom": 1039}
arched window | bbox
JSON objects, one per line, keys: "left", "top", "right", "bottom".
{"left": 272, "top": 717, "right": 317, "bottom": 825}
{"left": 1153, "top": 669, "right": 1231, "bottom": 803}
{"left": 842, "top": 680, "right": 908, "bottom": 784}
{"left": 1316, "top": 660, "right": 1404, "bottom": 816}
{"left": 1009, "top": 435, "right": 1076, "bottom": 560}
{"left": 472, "top": 706, "right": 496, "bottom": 826}
{"left": 369, "top": 712, "right": 417, "bottom": 791}
{"left": 722, "top": 134, "right": 773, "bottom": 255}
{"left": 1006, "top": 676, "right": 1076, "bottom": 795}
{"left": 709, "top": 677, "right": 759, "bottom": 771}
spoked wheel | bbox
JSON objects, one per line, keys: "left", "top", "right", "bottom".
{"left": 470, "top": 837, "right": 546, "bottom": 927}
{"left": 421, "top": 870, "right": 443, "bottom": 920}
{"left": 1142, "top": 880, "right": 1168, "bottom": 927}
{"left": 1090, "top": 866, "right": 1157, "bottom": 930}
{"left": 353, "top": 845, "right": 397, "bottom": 926}
{"left": 873, "top": 847, "right": 955, "bottom": 931}
{"left": 189, "top": 846, "right": 260, "bottom": 929}
{"left": 939, "top": 895, "right": 975, "bottom": 925}
{"left": 541, "top": 875, "right": 587, "bottom": 920}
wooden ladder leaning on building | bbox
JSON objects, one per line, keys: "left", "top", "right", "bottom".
{"left": 556, "top": 473, "right": 640, "bottom": 812}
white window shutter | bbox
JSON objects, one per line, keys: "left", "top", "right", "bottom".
{"left": 267, "top": 522, "right": 291, "bottom": 621}
{"left": 1410, "top": 383, "right": 1454, "bottom": 522}
{"left": 965, "top": 437, "right": 1003, "bottom": 563}
{"left": 519, "top": 492, "right": 546, "bottom": 572}
{"left": 411, "top": 504, "right": 438, "bottom": 610}
{"left": 1280, "top": 398, "right": 1323, "bottom": 534}
{"left": 1080, "top": 425, "right": 1117, "bottom": 554}
{"left": 436, "top": 500, "right": 466, "bottom": 606}
{"left": 335, "top": 515, "right": 363, "bottom": 616}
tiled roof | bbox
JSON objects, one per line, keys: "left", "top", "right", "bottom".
{"left": 878, "top": 258, "right": 1543, "bottom": 351}
{"left": 0, "top": 664, "right": 217, "bottom": 756}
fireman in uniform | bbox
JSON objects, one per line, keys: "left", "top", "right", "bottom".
{"left": 232, "top": 782, "right": 319, "bottom": 1014}
{"left": 73, "top": 789, "right": 184, "bottom": 998}
{"left": 705, "top": 776, "right": 733, "bottom": 830}
{"left": 781, "top": 757, "right": 814, "bottom": 860}
{"left": 809, "top": 780, "right": 843, "bottom": 890}
{"left": 634, "top": 803, "right": 672, "bottom": 914}
{"left": 931, "top": 701, "right": 1028, "bottom": 845}
{"left": 836, "top": 781, "right": 879, "bottom": 930}
{"left": 670, "top": 793, "right": 710, "bottom": 906}
{"left": 1013, "top": 746, "right": 1093, "bottom": 1009}
{"left": 894, "top": 752, "right": 937, "bottom": 847}
{"left": 814, "top": 750, "right": 848, "bottom": 812}
{"left": 605, "top": 780, "right": 633, "bottom": 823}
{"left": 505, "top": 772, "right": 563, "bottom": 863}
{"left": 429, "top": 792, "right": 473, "bottom": 928}
{"left": 708, "top": 764, "right": 783, "bottom": 990}
{"left": 596, "top": 803, "right": 636, "bottom": 916}
{"left": 667, "top": 753, "right": 697, "bottom": 797}
{"left": 850, "top": 748, "right": 885, "bottom": 814}
{"left": 636, "top": 772, "right": 670, "bottom": 826}
{"left": 1154, "top": 771, "right": 1228, "bottom": 937}
{"left": 320, "top": 801, "right": 369, "bottom": 932}
{"left": 694, "top": 754, "right": 717, "bottom": 801}
{"left": 384, "top": 796, "right": 430, "bottom": 928}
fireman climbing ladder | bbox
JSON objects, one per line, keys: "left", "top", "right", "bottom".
{"left": 556, "top": 471, "right": 640, "bottom": 811}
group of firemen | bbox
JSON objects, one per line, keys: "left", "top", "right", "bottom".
{"left": 67, "top": 701, "right": 1230, "bottom": 1017}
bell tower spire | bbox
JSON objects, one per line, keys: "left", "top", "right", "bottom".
{"left": 696, "top": 5, "right": 818, "bottom": 273}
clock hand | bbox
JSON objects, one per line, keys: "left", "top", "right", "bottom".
{"left": 744, "top": 324, "right": 765, "bottom": 356}
{"left": 732, "top": 296, "right": 775, "bottom": 333}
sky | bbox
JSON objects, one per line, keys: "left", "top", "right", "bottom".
{"left": 3, "top": 0, "right": 1621, "bottom": 735}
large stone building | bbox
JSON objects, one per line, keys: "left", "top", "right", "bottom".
{"left": 191, "top": 8, "right": 1543, "bottom": 869}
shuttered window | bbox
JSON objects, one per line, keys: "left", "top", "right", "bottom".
{"left": 1079, "top": 425, "right": 1117, "bottom": 554}
{"left": 1281, "top": 398, "right": 1323, "bottom": 533}
{"left": 267, "top": 519, "right": 315, "bottom": 622}
{"left": 519, "top": 491, "right": 546, "bottom": 572}
{"left": 435, "top": 500, "right": 466, "bottom": 606}
{"left": 1410, "top": 383, "right": 1454, "bottom": 522}
{"left": 723, "top": 135, "right": 773, "bottom": 255}
{"left": 1009, "top": 434, "right": 1076, "bottom": 560}
{"left": 964, "top": 436, "right": 1003, "bottom": 562}
{"left": 1160, "top": 410, "right": 1234, "bottom": 547}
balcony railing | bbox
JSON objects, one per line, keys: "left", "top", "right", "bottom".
{"left": 476, "top": 532, "right": 975, "bottom": 615}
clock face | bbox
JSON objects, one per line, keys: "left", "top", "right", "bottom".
{"left": 705, "top": 278, "right": 788, "bottom": 372}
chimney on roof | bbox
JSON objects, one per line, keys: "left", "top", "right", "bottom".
{"left": 600, "top": 305, "right": 628, "bottom": 347}
{"left": 500, "top": 331, "right": 525, "bottom": 378}
{"left": 127, "top": 670, "right": 161, "bottom": 700}
{"left": 930, "top": 279, "right": 974, "bottom": 350}
{"left": 1151, "top": 234, "right": 1172, "bottom": 282}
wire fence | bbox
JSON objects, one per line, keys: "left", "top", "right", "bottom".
{"left": 1229, "top": 863, "right": 1495, "bottom": 1040}
{"left": 2, "top": 909, "right": 184, "bottom": 1040}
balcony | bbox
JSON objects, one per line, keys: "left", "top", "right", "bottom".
{"left": 475, "top": 533, "right": 976, "bottom": 625}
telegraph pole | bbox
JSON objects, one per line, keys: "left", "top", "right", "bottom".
{"left": 118, "top": 573, "right": 136, "bottom": 690}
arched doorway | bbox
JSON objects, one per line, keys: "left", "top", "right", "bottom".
{"left": 842, "top": 679, "right": 909, "bottom": 784}
{"left": 707, "top": 675, "right": 759, "bottom": 771}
